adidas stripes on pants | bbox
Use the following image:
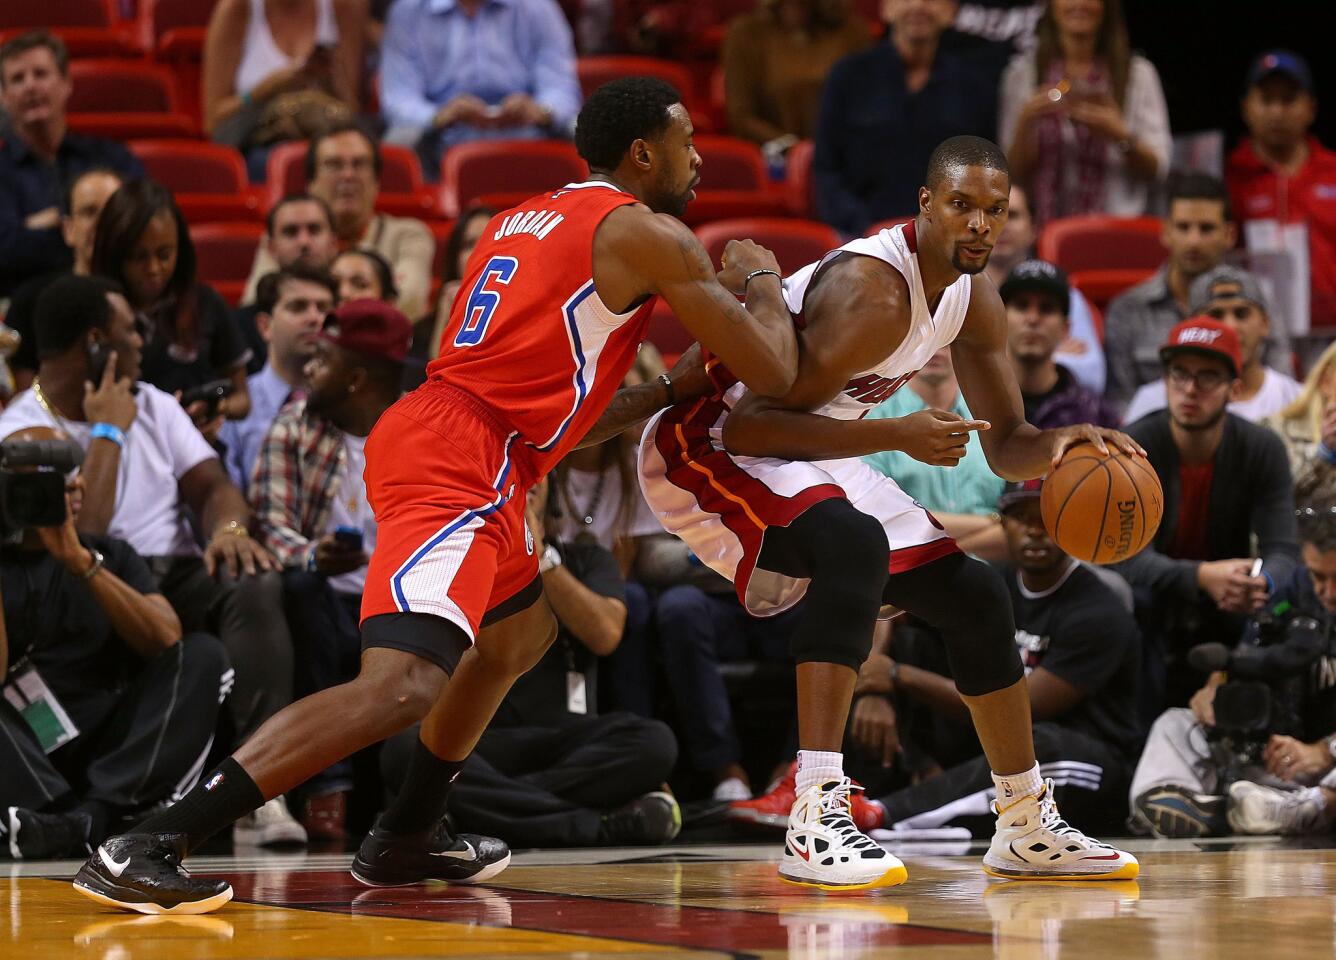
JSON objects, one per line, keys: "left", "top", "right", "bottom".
{"left": 874, "top": 722, "right": 1131, "bottom": 834}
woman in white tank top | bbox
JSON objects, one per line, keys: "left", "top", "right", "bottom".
{"left": 203, "top": 0, "right": 364, "bottom": 142}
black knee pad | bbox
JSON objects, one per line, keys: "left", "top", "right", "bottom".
{"left": 362, "top": 612, "right": 471, "bottom": 676}
{"left": 777, "top": 501, "right": 890, "bottom": 670}
{"left": 885, "top": 553, "right": 1023, "bottom": 697}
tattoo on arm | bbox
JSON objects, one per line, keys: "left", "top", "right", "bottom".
{"left": 576, "top": 382, "right": 669, "bottom": 450}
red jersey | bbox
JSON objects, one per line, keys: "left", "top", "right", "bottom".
{"left": 1226, "top": 135, "right": 1336, "bottom": 329}
{"left": 427, "top": 182, "right": 655, "bottom": 480}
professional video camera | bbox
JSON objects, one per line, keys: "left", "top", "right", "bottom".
{"left": 1187, "top": 602, "right": 1327, "bottom": 782}
{"left": 0, "top": 438, "right": 85, "bottom": 537}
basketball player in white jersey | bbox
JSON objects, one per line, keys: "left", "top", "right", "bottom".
{"left": 639, "top": 136, "right": 1145, "bottom": 890}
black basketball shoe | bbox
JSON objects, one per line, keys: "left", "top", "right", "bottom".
{"left": 351, "top": 816, "right": 511, "bottom": 887}
{"left": 72, "top": 834, "right": 233, "bottom": 915}
{"left": 6, "top": 806, "right": 92, "bottom": 859}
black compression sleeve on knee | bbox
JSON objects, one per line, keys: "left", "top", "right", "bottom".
{"left": 882, "top": 553, "right": 1024, "bottom": 697}
{"left": 759, "top": 500, "right": 890, "bottom": 671}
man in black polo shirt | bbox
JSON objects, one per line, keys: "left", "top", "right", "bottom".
{"left": 380, "top": 478, "right": 681, "bottom": 848}
{"left": 853, "top": 479, "right": 1141, "bottom": 834}
{"left": 0, "top": 31, "right": 143, "bottom": 296}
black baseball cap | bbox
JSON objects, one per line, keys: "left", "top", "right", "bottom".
{"left": 1246, "top": 50, "right": 1314, "bottom": 94}
{"left": 998, "top": 478, "right": 1043, "bottom": 514}
{"left": 999, "top": 260, "right": 1070, "bottom": 314}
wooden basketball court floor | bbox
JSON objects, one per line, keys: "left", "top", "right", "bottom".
{"left": 6, "top": 836, "right": 1336, "bottom": 959}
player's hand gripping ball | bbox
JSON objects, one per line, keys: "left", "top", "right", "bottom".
{"left": 1041, "top": 442, "right": 1163, "bottom": 564}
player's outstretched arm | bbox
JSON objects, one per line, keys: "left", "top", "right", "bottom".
{"left": 953, "top": 278, "right": 1143, "bottom": 480}
{"left": 616, "top": 211, "right": 798, "bottom": 397}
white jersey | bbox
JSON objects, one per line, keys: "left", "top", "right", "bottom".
{"left": 762, "top": 221, "right": 973, "bottom": 418}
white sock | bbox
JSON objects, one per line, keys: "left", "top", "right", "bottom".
{"left": 796, "top": 750, "right": 844, "bottom": 794}
{"left": 992, "top": 764, "right": 1043, "bottom": 806}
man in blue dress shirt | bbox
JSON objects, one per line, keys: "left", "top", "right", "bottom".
{"left": 380, "top": 0, "right": 583, "bottom": 171}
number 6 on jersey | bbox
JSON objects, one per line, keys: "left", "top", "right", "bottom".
{"left": 455, "top": 256, "right": 519, "bottom": 347}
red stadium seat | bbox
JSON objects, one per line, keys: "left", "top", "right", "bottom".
{"left": 682, "top": 134, "right": 787, "bottom": 225}
{"left": 68, "top": 60, "right": 180, "bottom": 113}
{"left": 191, "top": 222, "right": 264, "bottom": 307}
{"left": 67, "top": 112, "right": 197, "bottom": 139}
{"left": 265, "top": 141, "right": 440, "bottom": 219}
{"left": 0, "top": 26, "right": 140, "bottom": 57}
{"left": 130, "top": 140, "right": 262, "bottom": 223}
{"left": 1037, "top": 215, "right": 1164, "bottom": 274}
{"left": 138, "top": 0, "right": 221, "bottom": 49}
{"left": 0, "top": 0, "right": 116, "bottom": 30}
{"left": 439, "top": 140, "right": 586, "bottom": 219}
{"left": 784, "top": 140, "right": 815, "bottom": 218}
{"left": 864, "top": 216, "right": 914, "bottom": 237}
{"left": 140, "top": 0, "right": 220, "bottom": 127}
{"left": 1069, "top": 268, "right": 1156, "bottom": 322}
{"left": 576, "top": 56, "right": 693, "bottom": 105}
{"left": 693, "top": 217, "right": 840, "bottom": 276}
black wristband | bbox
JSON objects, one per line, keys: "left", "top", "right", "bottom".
{"left": 657, "top": 372, "right": 675, "bottom": 406}
{"left": 743, "top": 268, "right": 782, "bottom": 291}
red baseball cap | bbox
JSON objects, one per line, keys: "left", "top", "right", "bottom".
{"left": 320, "top": 298, "right": 414, "bottom": 364}
{"left": 1159, "top": 316, "right": 1241, "bottom": 379}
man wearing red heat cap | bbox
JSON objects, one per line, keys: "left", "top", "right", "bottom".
{"left": 1114, "top": 316, "right": 1299, "bottom": 720}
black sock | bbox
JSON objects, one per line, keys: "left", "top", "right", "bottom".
{"left": 133, "top": 758, "right": 266, "bottom": 852}
{"left": 379, "top": 739, "right": 465, "bottom": 834}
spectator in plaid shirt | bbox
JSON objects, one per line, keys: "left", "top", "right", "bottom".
{"left": 251, "top": 299, "right": 412, "bottom": 840}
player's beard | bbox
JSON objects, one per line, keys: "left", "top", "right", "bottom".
{"left": 950, "top": 248, "right": 992, "bottom": 275}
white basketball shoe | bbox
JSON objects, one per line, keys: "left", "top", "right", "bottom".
{"left": 779, "top": 778, "right": 907, "bottom": 891}
{"left": 982, "top": 780, "right": 1139, "bottom": 881}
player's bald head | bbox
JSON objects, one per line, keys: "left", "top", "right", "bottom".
{"left": 925, "top": 136, "right": 1010, "bottom": 191}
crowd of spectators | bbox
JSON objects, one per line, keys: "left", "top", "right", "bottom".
{"left": 3, "top": 0, "right": 1336, "bottom": 862}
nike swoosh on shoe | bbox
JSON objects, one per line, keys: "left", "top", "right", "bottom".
{"left": 428, "top": 840, "right": 477, "bottom": 861}
{"left": 99, "top": 846, "right": 130, "bottom": 877}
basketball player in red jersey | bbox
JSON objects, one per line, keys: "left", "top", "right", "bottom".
{"left": 74, "top": 78, "right": 800, "bottom": 915}
{"left": 639, "top": 136, "right": 1146, "bottom": 889}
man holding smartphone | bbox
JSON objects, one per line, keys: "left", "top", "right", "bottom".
{"left": 249, "top": 299, "right": 412, "bottom": 840}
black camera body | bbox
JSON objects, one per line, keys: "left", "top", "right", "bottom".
{"left": 1188, "top": 603, "right": 1327, "bottom": 780}
{"left": 0, "top": 438, "right": 85, "bottom": 537}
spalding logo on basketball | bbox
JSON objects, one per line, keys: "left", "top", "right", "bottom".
{"left": 1040, "top": 441, "right": 1163, "bottom": 565}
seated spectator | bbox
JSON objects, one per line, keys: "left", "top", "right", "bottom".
{"left": 862, "top": 347, "right": 1006, "bottom": 562}
{"left": 0, "top": 32, "right": 144, "bottom": 297}
{"left": 997, "top": 0, "right": 1169, "bottom": 227}
{"left": 1115, "top": 317, "right": 1298, "bottom": 718}
{"left": 330, "top": 248, "right": 398, "bottom": 305}
{"left": 1001, "top": 259, "right": 1117, "bottom": 430}
{"left": 1130, "top": 501, "right": 1336, "bottom": 838}
{"left": 722, "top": 0, "right": 870, "bottom": 165}
{"left": 381, "top": 478, "right": 681, "bottom": 847}
{"left": 252, "top": 300, "right": 410, "bottom": 840}
{"left": 1124, "top": 266, "right": 1302, "bottom": 424}
{"left": 0, "top": 468, "right": 228, "bottom": 860}
{"left": 221, "top": 266, "right": 336, "bottom": 492}
{"left": 1104, "top": 174, "right": 1276, "bottom": 411}
{"left": 814, "top": 0, "right": 999, "bottom": 234}
{"left": 420, "top": 205, "right": 496, "bottom": 363}
{"left": 236, "top": 194, "right": 338, "bottom": 374}
{"left": 983, "top": 184, "right": 1105, "bottom": 393}
{"left": 203, "top": 0, "right": 365, "bottom": 180}
{"left": 1226, "top": 51, "right": 1336, "bottom": 330}
{"left": 380, "top": 0, "right": 582, "bottom": 170}
{"left": 7, "top": 167, "right": 124, "bottom": 391}
{"left": 1266, "top": 341, "right": 1336, "bottom": 482}
{"left": 90, "top": 181, "right": 254, "bottom": 435}
{"left": 851, "top": 479, "right": 1141, "bottom": 834}
{"left": 243, "top": 125, "right": 435, "bottom": 319}
{"left": 0, "top": 276, "right": 304, "bottom": 848}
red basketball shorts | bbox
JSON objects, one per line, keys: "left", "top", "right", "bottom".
{"left": 360, "top": 381, "right": 539, "bottom": 642}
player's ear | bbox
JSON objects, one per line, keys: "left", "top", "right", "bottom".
{"left": 918, "top": 186, "right": 932, "bottom": 218}
{"left": 630, "top": 138, "right": 653, "bottom": 172}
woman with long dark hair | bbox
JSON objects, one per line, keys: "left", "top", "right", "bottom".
{"left": 998, "top": 0, "right": 1170, "bottom": 226}
{"left": 331, "top": 247, "right": 398, "bottom": 304}
{"left": 91, "top": 180, "right": 252, "bottom": 431}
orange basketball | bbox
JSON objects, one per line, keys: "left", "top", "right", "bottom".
{"left": 1040, "top": 442, "right": 1163, "bottom": 565}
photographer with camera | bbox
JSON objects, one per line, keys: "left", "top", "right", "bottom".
{"left": 0, "top": 437, "right": 228, "bottom": 859}
{"left": 0, "top": 275, "right": 306, "bottom": 847}
{"left": 1131, "top": 501, "right": 1336, "bottom": 838}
